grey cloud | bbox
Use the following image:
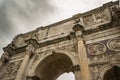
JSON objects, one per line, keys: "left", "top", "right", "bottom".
{"left": 0, "top": 1, "right": 14, "bottom": 36}
{"left": 0, "top": 0, "right": 56, "bottom": 53}
{"left": 9, "top": 0, "right": 55, "bottom": 22}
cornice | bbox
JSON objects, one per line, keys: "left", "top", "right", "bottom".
{"left": 2, "top": 1, "right": 119, "bottom": 56}
{"left": 11, "top": 1, "right": 118, "bottom": 43}
{"left": 12, "top": 33, "right": 76, "bottom": 54}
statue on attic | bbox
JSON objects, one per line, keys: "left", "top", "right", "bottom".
{"left": 111, "top": 5, "right": 120, "bottom": 20}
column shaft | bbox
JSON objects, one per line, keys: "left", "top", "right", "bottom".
{"left": 75, "top": 71, "right": 81, "bottom": 80}
{"left": 78, "top": 38, "right": 91, "bottom": 80}
{"left": 15, "top": 54, "right": 30, "bottom": 80}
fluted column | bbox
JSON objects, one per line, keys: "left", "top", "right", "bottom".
{"left": 15, "top": 45, "right": 35, "bottom": 80}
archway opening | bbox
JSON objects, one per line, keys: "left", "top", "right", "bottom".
{"left": 57, "top": 72, "right": 75, "bottom": 80}
{"left": 103, "top": 66, "right": 120, "bottom": 80}
{"left": 32, "top": 76, "right": 41, "bottom": 80}
{"left": 35, "top": 53, "right": 75, "bottom": 80}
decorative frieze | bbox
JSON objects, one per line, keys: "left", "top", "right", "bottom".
{"left": 35, "top": 39, "right": 76, "bottom": 53}
{"left": 83, "top": 14, "right": 95, "bottom": 26}
{"left": 86, "top": 37, "right": 120, "bottom": 66}
{"left": 86, "top": 37, "right": 120, "bottom": 56}
{"left": 82, "top": 7, "right": 111, "bottom": 27}
{"left": 89, "top": 53, "right": 120, "bottom": 65}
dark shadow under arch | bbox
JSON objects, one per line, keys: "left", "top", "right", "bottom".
{"left": 32, "top": 76, "right": 41, "bottom": 80}
{"left": 103, "top": 66, "right": 120, "bottom": 80}
{"left": 34, "top": 53, "right": 74, "bottom": 80}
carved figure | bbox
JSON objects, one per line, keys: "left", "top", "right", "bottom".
{"left": 107, "top": 38, "right": 120, "bottom": 51}
{"left": 83, "top": 14, "right": 95, "bottom": 26}
{"left": 88, "top": 42, "right": 106, "bottom": 56}
{"left": 26, "top": 45, "right": 35, "bottom": 55}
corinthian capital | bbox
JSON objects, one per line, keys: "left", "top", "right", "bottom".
{"left": 0, "top": 52, "right": 10, "bottom": 62}
{"left": 26, "top": 45, "right": 35, "bottom": 56}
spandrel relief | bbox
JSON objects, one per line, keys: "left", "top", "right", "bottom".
{"left": 0, "top": 61, "right": 22, "bottom": 79}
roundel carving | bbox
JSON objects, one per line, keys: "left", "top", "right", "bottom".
{"left": 107, "top": 38, "right": 120, "bottom": 51}
{"left": 88, "top": 42, "right": 106, "bottom": 56}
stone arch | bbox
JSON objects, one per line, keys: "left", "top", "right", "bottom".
{"left": 28, "top": 49, "right": 78, "bottom": 80}
{"left": 35, "top": 53, "right": 74, "bottom": 80}
{"left": 53, "top": 49, "right": 78, "bottom": 65}
{"left": 99, "top": 62, "right": 120, "bottom": 80}
{"left": 103, "top": 66, "right": 120, "bottom": 80}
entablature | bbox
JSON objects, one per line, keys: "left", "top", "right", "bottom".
{"left": 2, "top": 1, "right": 119, "bottom": 57}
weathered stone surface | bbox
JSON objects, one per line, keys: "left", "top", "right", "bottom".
{"left": 0, "top": 1, "right": 120, "bottom": 80}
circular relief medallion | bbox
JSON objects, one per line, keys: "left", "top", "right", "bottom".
{"left": 107, "top": 38, "right": 120, "bottom": 51}
{"left": 88, "top": 42, "right": 106, "bottom": 56}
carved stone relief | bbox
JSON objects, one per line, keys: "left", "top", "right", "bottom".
{"left": 26, "top": 45, "right": 35, "bottom": 55}
{"left": 0, "top": 2, "right": 119, "bottom": 80}
{"left": 0, "top": 61, "right": 22, "bottom": 80}
{"left": 88, "top": 42, "right": 106, "bottom": 56}
{"left": 29, "top": 41, "right": 77, "bottom": 73}
{"left": 82, "top": 8, "right": 111, "bottom": 27}
{"left": 90, "top": 52, "right": 120, "bottom": 64}
{"left": 36, "top": 29, "right": 48, "bottom": 41}
{"left": 29, "top": 50, "right": 52, "bottom": 71}
{"left": 83, "top": 14, "right": 95, "bottom": 26}
{"left": 90, "top": 65, "right": 101, "bottom": 80}
{"left": 13, "top": 36, "right": 26, "bottom": 47}
{"left": 94, "top": 10, "right": 110, "bottom": 23}
{"left": 90, "top": 61, "right": 120, "bottom": 80}
{"left": 107, "top": 38, "right": 120, "bottom": 51}
{"left": 109, "top": 5, "right": 119, "bottom": 16}
{"left": 0, "top": 52, "right": 10, "bottom": 62}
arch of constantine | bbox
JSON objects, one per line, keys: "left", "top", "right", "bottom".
{"left": 0, "top": 1, "right": 120, "bottom": 80}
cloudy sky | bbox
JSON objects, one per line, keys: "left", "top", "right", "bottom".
{"left": 0, "top": 0, "right": 117, "bottom": 80}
